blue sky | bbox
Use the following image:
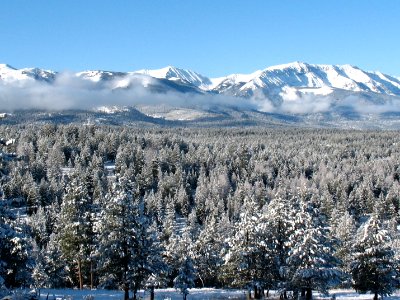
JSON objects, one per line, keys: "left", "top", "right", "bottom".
{"left": 1, "top": 0, "right": 399, "bottom": 77}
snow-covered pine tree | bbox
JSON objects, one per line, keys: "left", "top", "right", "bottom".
{"left": 96, "top": 176, "right": 137, "bottom": 300}
{"left": 330, "top": 207, "right": 356, "bottom": 287}
{"left": 127, "top": 199, "right": 168, "bottom": 300}
{"left": 286, "top": 187, "right": 342, "bottom": 300}
{"left": 193, "top": 214, "right": 225, "bottom": 287}
{"left": 31, "top": 241, "right": 49, "bottom": 289}
{"left": 165, "top": 224, "right": 197, "bottom": 299}
{"left": 258, "top": 188, "right": 295, "bottom": 296}
{"left": 0, "top": 193, "right": 32, "bottom": 293}
{"left": 56, "top": 170, "right": 94, "bottom": 289}
{"left": 350, "top": 212, "right": 398, "bottom": 300}
{"left": 97, "top": 175, "right": 167, "bottom": 300}
{"left": 41, "top": 233, "right": 68, "bottom": 288}
{"left": 223, "top": 196, "right": 265, "bottom": 299}
{"left": 174, "top": 256, "right": 196, "bottom": 300}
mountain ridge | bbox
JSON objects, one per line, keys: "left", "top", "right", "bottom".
{"left": 1, "top": 62, "right": 400, "bottom": 129}
{"left": 1, "top": 61, "right": 399, "bottom": 96}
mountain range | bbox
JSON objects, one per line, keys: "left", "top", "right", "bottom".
{"left": 1, "top": 62, "right": 400, "bottom": 129}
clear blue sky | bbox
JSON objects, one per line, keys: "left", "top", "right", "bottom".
{"left": 1, "top": 0, "right": 399, "bottom": 77}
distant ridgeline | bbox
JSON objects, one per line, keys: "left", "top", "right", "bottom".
{"left": 0, "top": 126, "right": 399, "bottom": 300}
{"left": 1, "top": 62, "right": 400, "bottom": 129}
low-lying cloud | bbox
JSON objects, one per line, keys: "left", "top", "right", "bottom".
{"left": 256, "top": 88, "right": 400, "bottom": 115}
{"left": 0, "top": 73, "right": 256, "bottom": 112}
{"left": 1, "top": 73, "right": 400, "bottom": 116}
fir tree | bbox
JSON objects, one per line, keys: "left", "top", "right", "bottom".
{"left": 96, "top": 176, "right": 138, "bottom": 300}
{"left": 174, "top": 256, "right": 196, "bottom": 300}
{"left": 128, "top": 200, "right": 168, "bottom": 300}
{"left": 285, "top": 189, "right": 342, "bottom": 300}
{"left": 0, "top": 195, "right": 32, "bottom": 291}
{"left": 223, "top": 196, "right": 265, "bottom": 298}
{"left": 350, "top": 212, "right": 398, "bottom": 300}
{"left": 258, "top": 189, "right": 295, "bottom": 296}
{"left": 56, "top": 171, "right": 94, "bottom": 289}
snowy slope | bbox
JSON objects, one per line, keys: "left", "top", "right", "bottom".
{"left": 76, "top": 70, "right": 127, "bottom": 82}
{"left": 2, "top": 62, "right": 399, "bottom": 97}
{"left": 0, "top": 64, "right": 56, "bottom": 83}
{"left": 211, "top": 62, "right": 400, "bottom": 99}
{"left": 134, "top": 66, "right": 212, "bottom": 90}
{"left": 2, "top": 62, "right": 400, "bottom": 125}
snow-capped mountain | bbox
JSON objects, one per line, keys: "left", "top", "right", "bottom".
{"left": 2, "top": 62, "right": 400, "bottom": 128}
{"left": 0, "top": 64, "right": 56, "bottom": 83}
{"left": 133, "top": 66, "right": 212, "bottom": 90}
{"left": 2, "top": 62, "right": 399, "bottom": 98}
{"left": 210, "top": 62, "right": 400, "bottom": 99}
{"left": 76, "top": 70, "right": 127, "bottom": 82}
{"left": 74, "top": 68, "right": 204, "bottom": 94}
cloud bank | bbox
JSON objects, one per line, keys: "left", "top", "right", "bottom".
{"left": 0, "top": 73, "right": 256, "bottom": 112}
{"left": 1, "top": 72, "right": 400, "bottom": 116}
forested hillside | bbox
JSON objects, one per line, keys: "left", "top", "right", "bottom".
{"left": 1, "top": 126, "right": 400, "bottom": 300}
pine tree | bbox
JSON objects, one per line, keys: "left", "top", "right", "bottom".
{"left": 350, "top": 212, "right": 398, "bottom": 300}
{"left": 0, "top": 195, "right": 32, "bottom": 292}
{"left": 128, "top": 200, "right": 168, "bottom": 300}
{"left": 193, "top": 215, "right": 225, "bottom": 287}
{"left": 258, "top": 189, "right": 295, "bottom": 295}
{"left": 42, "top": 232, "right": 68, "bottom": 287}
{"left": 56, "top": 170, "right": 95, "bottom": 289}
{"left": 223, "top": 196, "right": 265, "bottom": 298}
{"left": 31, "top": 241, "right": 50, "bottom": 288}
{"left": 330, "top": 207, "right": 356, "bottom": 287}
{"left": 285, "top": 189, "right": 342, "bottom": 300}
{"left": 174, "top": 256, "right": 196, "bottom": 300}
{"left": 169, "top": 227, "right": 197, "bottom": 300}
{"left": 97, "top": 176, "right": 167, "bottom": 300}
{"left": 96, "top": 176, "right": 138, "bottom": 300}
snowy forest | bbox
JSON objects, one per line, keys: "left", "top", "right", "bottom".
{"left": 1, "top": 125, "right": 400, "bottom": 300}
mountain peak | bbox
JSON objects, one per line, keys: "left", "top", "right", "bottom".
{"left": 0, "top": 63, "right": 17, "bottom": 70}
{"left": 134, "top": 66, "right": 212, "bottom": 88}
{"left": 265, "top": 61, "right": 310, "bottom": 72}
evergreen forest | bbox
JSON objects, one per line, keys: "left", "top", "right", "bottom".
{"left": 1, "top": 125, "right": 400, "bottom": 300}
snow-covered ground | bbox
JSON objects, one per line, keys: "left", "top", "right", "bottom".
{"left": 18, "top": 289, "right": 400, "bottom": 300}
{"left": 35, "top": 288, "right": 246, "bottom": 300}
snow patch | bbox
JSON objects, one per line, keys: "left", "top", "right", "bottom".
{"left": 95, "top": 106, "right": 129, "bottom": 114}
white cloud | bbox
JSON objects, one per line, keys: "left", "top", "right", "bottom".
{"left": 1, "top": 73, "right": 400, "bottom": 116}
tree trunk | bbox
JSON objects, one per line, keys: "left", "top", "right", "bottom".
{"left": 293, "top": 290, "right": 298, "bottom": 300}
{"left": 246, "top": 290, "right": 251, "bottom": 300}
{"left": 133, "top": 289, "right": 137, "bottom": 300}
{"left": 373, "top": 292, "right": 378, "bottom": 300}
{"left": 254, "top": 286, "right": 263, "bottom": 299}
{"left": 123, "top": 286, "right": 129, "bottom": 300}
{"left": 305, "top": 288, "right": 312, "bottom": 300}
{"left": 150, "top": 286, "right": 155, "bottom": 300}
{"left": 198, "top": 274, "right": 205, "bottom": 287}
{"left": 90, "top": 260, "right": 94, "bottom": 289}
{"left": 301, "top": 289, "right": 305, "bottom": 299}
{"left": 77, "top": 260, "right": 83, "bottom": 290}
{"left": 254, "top": 286, "right": 259, "bottom": 299}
